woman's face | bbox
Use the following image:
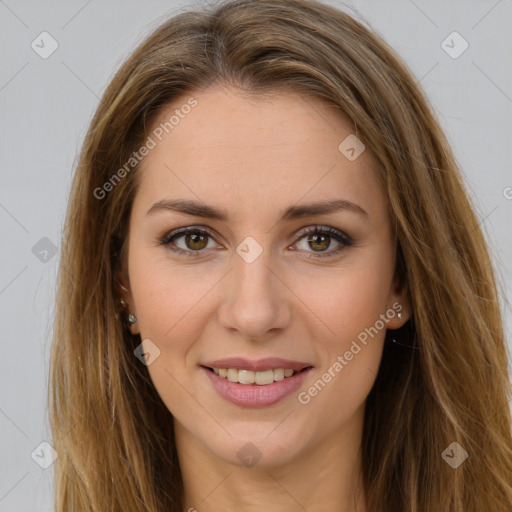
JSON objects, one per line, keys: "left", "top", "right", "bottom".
{"left": 121, "top": 84, "right": 408, "bottom": 468}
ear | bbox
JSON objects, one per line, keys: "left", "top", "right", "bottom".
{"left": 117, "top": 271, "right": 133, "bottom": 303}
{"left": 116, "top": 271, "right": 140, "bottom": 335}
{"left": 386, "top": 274, "right": 411, "bottom": 330}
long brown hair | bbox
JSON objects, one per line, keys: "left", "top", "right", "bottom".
{"left": 49, "top": 0, "right": 512, "bottom": 510}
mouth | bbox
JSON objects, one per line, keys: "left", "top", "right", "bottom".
{"left": 200, "top": 359, "right": 314, "bottom": 408}
{"left": 201, "top": 366, "right": 312, "bottom": 385}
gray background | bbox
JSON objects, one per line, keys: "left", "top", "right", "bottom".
{"left": 1, "top": 0, "right": 511, "bottom": 510}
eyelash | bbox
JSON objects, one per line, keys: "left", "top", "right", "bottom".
{"left": 158, "top": 225, "right": 354, "bottom": 260}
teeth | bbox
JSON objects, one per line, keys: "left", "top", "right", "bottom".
{"left": 238, "top": 370, "right": 255, "bottom": 384}
{"left": 273, "top": 368, "right": 284, "bottom": 381}
{"left": 255, "top": 369, "right": 274, "bottom": 385}
{"left": 227, "top": 368, "right": 239, "bottom": 382}
{"left": 211, "top": 367, "right": 298, "bottom": 385}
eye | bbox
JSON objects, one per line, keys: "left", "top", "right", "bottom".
{"left": 292, "top": 225, "right": 354, "bottom": 259}
{"left": 159, "top": 227, "right": 219, "bottom": 257}
{"left": 159, "top": 225, "right": 354, "bottom": 259}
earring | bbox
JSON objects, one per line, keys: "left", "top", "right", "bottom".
{"left": 119, "top": 298, "right": 137, "bottom": 325}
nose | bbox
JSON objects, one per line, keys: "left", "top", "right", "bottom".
{"left": 217, "top": 245, "right": 292, "bottom": 341}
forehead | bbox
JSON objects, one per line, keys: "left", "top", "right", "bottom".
{"left": 133, "top": 85, "right": 384, "bottom": 223}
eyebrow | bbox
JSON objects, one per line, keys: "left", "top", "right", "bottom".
{"left": 146, "top": 198, "right": 368, "bottom": 221}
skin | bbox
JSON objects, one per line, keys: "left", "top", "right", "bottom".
{"left": 119, "top": 84, "right": 410, "bottom": 512}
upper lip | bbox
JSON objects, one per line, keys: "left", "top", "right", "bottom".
{"left": 202, "top": 357, "right": 313, "bottom": 372}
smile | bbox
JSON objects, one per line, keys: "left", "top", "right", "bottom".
{"left": 201, "top": 365, "right": 313, "bottom": 408}
{"left": 210, "top": 367, "right": 297, "bottom": 385}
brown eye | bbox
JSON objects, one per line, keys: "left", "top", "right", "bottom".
{"left": 160, "top": 227, "right": 217, "bottom": 257}
{"left": 183, "top": 232, "right": 209, "bottom": 251}
{"left": 307, "top": 233, "right": 331, "bottom": 252}
{"left": 294, "top": 226, "right": 354, "bottom": 259}
{"left": 160, "top": 225, "right": 353, "bottom": 260}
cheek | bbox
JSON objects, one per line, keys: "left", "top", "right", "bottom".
{"left": 129, "top": 245, "right": 222, "bottom": 348}
{"left": 128, "top": 253, "right": 219, "bottom": 416}
{"left": 332, "top": 270, "right": 390, "bottom": 345}
{"left": 292, "top": 254, "right": 393, "bottom": 347}
{"left": 291, "top": 257, "right": 391, "bottom": 420}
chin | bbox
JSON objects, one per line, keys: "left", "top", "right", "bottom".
{"left": 205, "top": 425, "right": 307, "bottom": 469}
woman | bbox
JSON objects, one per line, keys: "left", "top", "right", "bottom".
{"left": 49, "top": 0, "right": 512, "bottom": 510}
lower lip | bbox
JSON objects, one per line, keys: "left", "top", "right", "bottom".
{"left": 202, "top": 367, "right": 313, "bottom": 408}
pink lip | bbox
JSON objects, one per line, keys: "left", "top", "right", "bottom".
{"left": 202, "top": 366, "right": 313, "bottom": 408}
{"left": 202, "top": 357, "right": 312, "bottom": 372}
